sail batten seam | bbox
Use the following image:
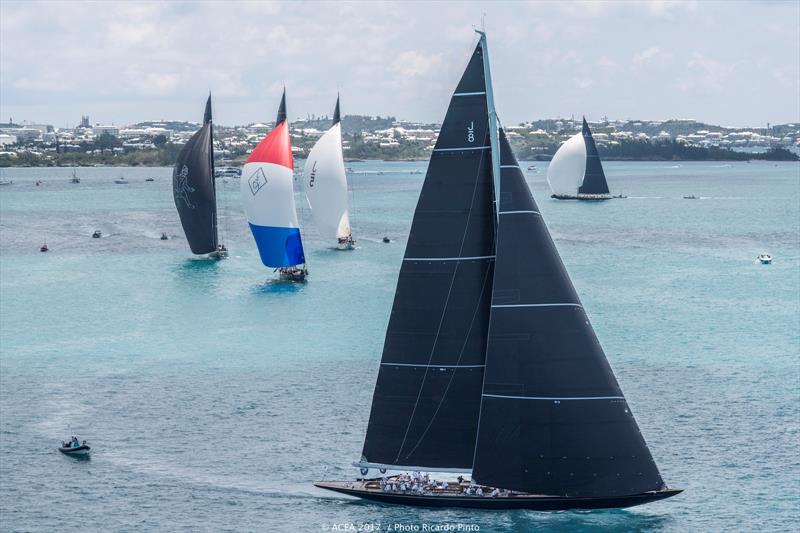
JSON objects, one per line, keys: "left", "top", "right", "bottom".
{"left": 404, "top": 255, "right": 496, "bottom": 261}
{"left": 483, "top": 394, "right": 625, "bottom": 400}
{"left": 382, "top": 363, "right": 486, "bottom": 368}
{"left": 491, "top": 303, "right": 582, "bottom": 308}
{"left": 433, "top": 146, "right": 491, "bottom": 152}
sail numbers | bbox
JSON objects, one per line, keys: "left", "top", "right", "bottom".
{"left": 467, "top": 121, "right": 475, "bottom": 143}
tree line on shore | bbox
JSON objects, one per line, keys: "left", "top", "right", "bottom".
{"left": 1, "top": 136, "right": 796, "bottom": 167}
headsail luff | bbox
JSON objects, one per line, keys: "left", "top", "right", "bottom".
{"left": 471, "top": 129, "right": 664, "bottom": 497}
{"left": 240, "top": 92, "right": 305, "bottom": 268}
{"left": 303, "top": 97, "right": 351, "bottom": 242}
{"left": 360, "top": 41, "right": 496, "bottom": 471}
{"left": 172, "top": 94, "right": 218, "bottom": 254}
{"left": 578, "top": 117, "right": 610, "bottom": 195}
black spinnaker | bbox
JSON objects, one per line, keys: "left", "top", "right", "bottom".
{"left": 360, "top": 42, "right": 496, "bottom": 471}
{"left": 471, "top": 129, "right": 664, "bottom": 497}
{"left": 578, "top": 117, "right": 610, "bottom": 195}
{"left": 173, "top": 94, "right": 218, "bottom": 254}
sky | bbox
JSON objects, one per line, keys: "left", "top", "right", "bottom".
{"left": 1, "top": 0, "right": 798, "bottom": 128}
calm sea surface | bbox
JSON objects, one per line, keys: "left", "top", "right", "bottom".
{"left": 1, "top": 161, "right": 798, "bottom": 532}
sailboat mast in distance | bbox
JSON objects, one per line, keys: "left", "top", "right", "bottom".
{"left": 172, "top": 94, "right": 219, "bottom": 255}
{"left": 303, "top": 94, "right": 353, "bottom": 250}
{"left": 240, "top": 90, "right": 307, "bottom": 279}
{"left": 314, "top": 31, "right": 680, "bottom": 510}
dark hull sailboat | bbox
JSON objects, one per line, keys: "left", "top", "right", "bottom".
{"left": 315, "top": 31, "right": 681, "bottom": 512}
{"left": 547, "top": 117, "right": 611, "bottom": 200}
{"left": 173, "top": 94, "right": 225, "bottom": 258}
{"left": 314, "top": 481, "right": 681, "bottom": 510}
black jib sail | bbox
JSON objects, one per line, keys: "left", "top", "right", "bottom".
{"left": 360, "top": 42, "right": 496, "bottom": 471}
{"left": 172, "top": 94, "right": 218, "bottom": 255}
{"left": 276, "top": 89, "right": 287, "bottom": 125}
{"left": 471, "top": 129, "right": 664, "bottom": 497}
{"left": 578, "top": 117, "right": 610, "bottom": 195}
{"left": 332, "top": 94, "right": 341, "bottom": 125}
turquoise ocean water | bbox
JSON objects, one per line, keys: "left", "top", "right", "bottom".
{"left": 1, "top": 161, "right": 798, "bottom": 531}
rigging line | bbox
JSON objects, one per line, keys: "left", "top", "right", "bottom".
{"left": 400, "top": 260, "right": 492, "bottom": 459}
{"left": 394, "top": 125, "right": 490, "bottom": 463}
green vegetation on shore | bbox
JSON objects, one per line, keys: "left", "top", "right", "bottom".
{"left": 1, "top": 139, "right": 796, "bottom": 168}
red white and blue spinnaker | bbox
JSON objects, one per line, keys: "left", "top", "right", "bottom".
{"left": 240, "top": 92, "right": 306, "bottom": 268}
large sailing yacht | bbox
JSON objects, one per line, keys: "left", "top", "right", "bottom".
{"left": 314, "top": 31, "right": 681, "bottom": 511}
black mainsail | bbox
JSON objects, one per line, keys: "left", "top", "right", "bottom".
{"left": 173, "top": 94, "right": 218, "bottom": 254}
{"left": 471, "top": 129, "right": 664, "bottom": 497}
{"left": 316, "top": 31, "right": 679, "bottom": 510}
{"left": 577, "top": 117, "right": 610, "bottom": 195}
{"left": 360, "top": 42, "right": 496, "bottom": 471}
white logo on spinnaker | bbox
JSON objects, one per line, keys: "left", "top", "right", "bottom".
{"left": 248, "top": 167, "right": 268, "bottom": 196}
{"left": 174, "top": 165, "right": 195, "bottom": 209}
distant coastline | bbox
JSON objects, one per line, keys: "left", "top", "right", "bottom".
{"left": 1, "top": 115, "right": 797, "bottom": 167}
{"left": 1, "top": 143, "right": 795, "bottom": 167}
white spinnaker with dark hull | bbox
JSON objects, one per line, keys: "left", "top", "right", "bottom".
{"left": 303, "top": 103, "right": 351, "bottom": 242}
{"left": 547, "top": 118, "right": 610, "bottom": 199}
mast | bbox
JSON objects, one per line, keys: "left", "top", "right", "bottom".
{"left": 475, "top": 30, "right": 501, "bottom": 224}
{"left": 205, "top": 93, "right": 219, "bottom": 248}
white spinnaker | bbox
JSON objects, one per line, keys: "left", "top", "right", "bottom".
{"left": 546, "top": 132, "right": 586, "bottom": 197}
{"left": 303, "top": 123, "right": 351, "bottom": 241}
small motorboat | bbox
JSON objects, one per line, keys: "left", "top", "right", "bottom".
{"left": 683, "top": 195, "right": 699, "bottom": 200}
{"left": 214, "top": 167, "right": 241, "bottom": 179}
{"left": 59, "top": 435, "right": 90, "bottom": 457}
{"left": 92, "top": 230, "right": 102, "bottom": 239}
{"left": 40, "top": 243, "right": 49, "bottom": 252}
{"left": 337, "top": 236, "right": 356, "bottom": 250}
{"left": 114, "top": 177, "right": 129, "bottom": 184}
{"left": 145, "top": 177, "right": 155, "bottom": 182}
{"left": 612, "top": 194, "right": 628, "bottom": 199}
{"left": 278, "top": 266, "right": 308, "bottom": 282}
{"left": 70, "top": 170, "right": 80, "bottom": 183}
{"left": 0, "top": 180, "right": 12, "bottom": 186}
{"left": 527, "top": 165, "right": 537, "bottom": 171}
{"left": 382, "top": 236, "right": 391, "bottom": 243}
{"left": 160, "top": 232, "right": 169, "bottom": 241}
{"left": 758, "top": 254, "right": 773, "bottom": 265}
{"left": 35, "top": 180, "right": 42, "bottom": 186}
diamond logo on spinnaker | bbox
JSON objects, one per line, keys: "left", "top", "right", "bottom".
{"left": 248, "top": 167, "right": 268, "bottom": 195}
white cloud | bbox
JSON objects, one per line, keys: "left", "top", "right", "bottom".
{"left": 686, "top": 53, "right": 736, "bottom": 92}
{"left": 389, "top": 51, "right": 443, "bottom": 78}
{"left": 0, "top": 0, "right": 797, "bottom": 127}
{"left": 632, "top": 47, "right": 673, "bottom": 67}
